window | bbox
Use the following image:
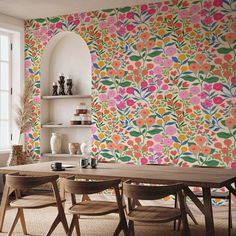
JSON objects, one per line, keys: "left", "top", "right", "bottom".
{"left": 0, "top": 32, "right": 11, "bottom": 150}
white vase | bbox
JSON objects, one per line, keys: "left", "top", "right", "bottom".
{"left": 81, "top": 141, "right": 91, "bottom": 157}
{"left": 50, "top": 133, "right": 61, "bottom": 154}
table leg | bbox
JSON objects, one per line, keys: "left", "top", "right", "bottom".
{"left": 202, "top": 187, "right": 215, "bottom": 236}
{"left": 0, "top": 183, "right": 11, "bottom": 232}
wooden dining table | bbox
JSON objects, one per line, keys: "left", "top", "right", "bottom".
{"left": 0, "top": 161, "right": 235, "bottom": 236}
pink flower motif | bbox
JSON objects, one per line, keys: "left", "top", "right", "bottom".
{"left": 49, "top": 24, "right": 56, "bottom": 30}
{"left": 163, "top": 138, "right": 173, "bottom": 147}
{"left": 165, "top": 126, "right": 176, "bottom": 135}
{"left": 91, "top": 126, "right": 97, "bottom": 134}
{"left": 56, "top": 22, "right": 62, "bottom": 29}
{"left": 153, "top": 134, "right": 163, "bottom": 142}
{"left": 108, "top": 90, "right": 116, "bottom": 97}
{"left": 165, "top": 46, "right": 177, "bottom": 56}
{"left": 203, "top": 99, "right": 213, "bottom": 108}
{"left": 179, "top": 9, "right": 189, "bottom": 19}
{"left": 163, "top": 59, "right": 173, "bottom": 67}
{"left": 203, "top": 1, "right": 212, "bottom": 9}
{"left": 190, "top": 15, "right": 200, "bottom": 24}
{"left": 141, "top": 157, "right": 148, "bottom": 164}
{"left": 204, "top": 16, "right": 213, "bottom": 25}
{"left": 118, "top": 88, "right": 126, "bottom": 95}
{"left": 118, "top": 14, "right": 126, "bottom": 20}
{"left": 154, "top": 56, "right": 163, "bottom": 64}
{"left": 108, "top": 26, "right": 116, "bottom": 34}
{"left": 107, "top": 16, "right": 116, "bottom": 24}
{"left": 179, "top": 90, "right": 189, "bottom": 99}
{"left": 204, "top": 84, "right": 212, "bottom": 92}
{"left": 231, "top": 77, "right": 236, "bottom": 84}
{"left": 74, "top": 19, "right": 80, "bottom": 25}
{"left": 108, "top": 100, "right": 116, "bottom": 107}
{"left": 41, "top": 34, "right": 48, "bottom": 42}
{"left": 98, "top": 94, "right": 107, "bottom": 102}
{"left": 161, "top": 84, "right": 169, "bottom": 90}
{"left": 213, "top": 96, "right": 223, "bottom": 104}
{"left": 200, "top": 10, "right": 208, "bottom": 16}
{"left": 91, "top": 54, "right": 97, "bottom": 63}
{"left": 161, "top": 6, "right": 168, "bottom": 12}
{"left": 127, "top": 87, "right": 134, "bottom": 94}
{"left": 153, "top": 144, "right": 163, "bottom": 152}
{"left": 99, "top": 21, "right": 108, "bottom": 29}
{"left": 127, "top": 12, "right": 134, "bottom": 19}
{"left": 148, "top": 9, "right": 156, "bottom": 15}
{"left": 231, "top": 162, "right": 236, "bottom": 169}
{"left": 141, "top": 81, "right": 148, "bottom": 88}
{"left": 117, "top": 102, "right": 126, "bottom": 110}
{"left": 190, "top": 96, "right": 200, "bottom": 105}
{"left": 68, "top": 16, "right": 74, "bottom": 22}
{"left": 33, "top": 96, "right": 40, "bottom": 104}
{"left": 25, "top": 60, "right": 32, "bottom": 68}
{"left": 213, "top": 83, "right": 223, "bottom": 91}
{"left": 190, "top": 86, "right": 200, "bottom": 95}
{"left": 118, "top": 27, "right": 126, "bottom": 35}
{"left": 127, "top": 24, "right": 135, "bottom": 31}
{"left": 213, "top": 12, "right": 223, "bottom": 20}
{"left": 190, "top": 5, "right": 200, "bottom": 13}
{"left": 213, "top": 0, "right": 223, "bottom": 7}
{"left": 199, "top": 92, "right": 207, "bottom": 99}
{"left": 154, "top": 66, "right": 163, "bottom": 75}
{"left": 126, "top": 99, "right": 135, "bottom": 106}
{"left": 40, "top": 26, "right": 48, "bottom": 34}
{"left": 148, "top": 86, "right": 156, "bottom": 92}
{"left": 33, "top": 31, "right": 40, "bottom": 38}
{"left": 141, "top": 4, "right": 148, "bottom": 11}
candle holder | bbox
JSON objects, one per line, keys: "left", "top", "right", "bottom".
{"left": 58, "top": 74, "right": 65, "bottom": 95}
{"left": 52, "top": 82, "right": 58, "bottom": 96}
{"left": 66, "top": 78, "right": 73, "bottom": 95}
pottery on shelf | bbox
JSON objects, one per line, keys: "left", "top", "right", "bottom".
{"left": 68, "top": 143, "right": 80, "bottom": 155}
{"left": 50, "top": 133, "right": 62, "bottom": 154}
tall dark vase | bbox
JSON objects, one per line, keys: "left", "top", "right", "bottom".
{"left": 7, "top": 145, "right": 25, "bottom": 166}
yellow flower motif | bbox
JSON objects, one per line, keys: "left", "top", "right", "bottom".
{"left": 183, "top": 46, "right": 189, "bottom": 51}
{"left": 100, "top": 71, "right": 106, "bottom": 77}
{"left": 120, "top": 116, "right": 124, "bottom": 120}
{"left": 215, "top": 29, "right": 221, "bottom": 35}
{"left": 173, "top": 143, "right": 180, "bottom": 149}
{"left": 108, "top": 114, "right": 112, "bottom": 119}
{"left": 158, "top": 108, "right": 165, "bottom": 115}
{"left": 120, "top": 41, "right": 125, "bottom": 46}
{"left": 34, "top": 142, "right": 39, "bottom": 147}
{"left": 94, "top": 141, "right": 100, "bottom": 147}
{"left": 158, "top": 29, "right": 166, "bottom": 36}
{"left": 34, "top": 76, "right": 40, "bottom": 81}
{"left": 98, "top": 61, "right": 105, "bottom": 67}
{"left": 178, "top": 134, "right": 186, "bottom": 141}
{"left": 205, "top": 32, "right": 211, "bottom": 36}
{"left": 181, "top": 146, "right": 188, "bottom": 152}
{"left": 30, "top": 74, "right": 34, "bottom": 79}
{"left": 215, "top": 113, "right": 221, "bottom": 119}
{"left": 204, "top": 41, "right": 209, "bottom": 46}
{"left": 183, "top": 127, "right": 189, "bottom": 132}
{"left": 204, "top": 123, "right": 209, "bottom": 128}
{"left": 128, "top": 114, "right": 133, "bottom": 119}
{"left": 190, "top": 113, "right": 196, "bottom": 118}
{"left": 33, "top": 132, "right": 38, "bottom": 138}
{"left": 94, "top": 69, "right": 100, "bottom": 75}
{"left": 156, "top": 119, "right": 163, "bottom": 125}
{"left": 32, "top": 66, "right": 38, "bottom": 72}
{"left": 98, "top": 133, "right": 105, "bottom": 140}
{"left": 178, "top": 54, "right": 186, "bottom": 61}
{"left": 205, "top": 114, "right": 211, "bottom": 120}
{"left": 163, "top": 116, "right": 170, "bottom": 122}
{"left": 181, "top": 66, "right": 188, "bottom": 72}
{"left": 173, "top": 63, "right": 180, "bottom": 69}
{"left": 128, "top": 39, "right": 133, "bottom": 44}
{"left": 163, "top": 37, "right": 170, "bottom": 43}
{"left": 156, "top": 41, "right": 163, "bottom": 47}
{"left": 100, "top": 143, "right": 106, "bottom": 149}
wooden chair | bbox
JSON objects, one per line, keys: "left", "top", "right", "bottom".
{"left": 5, "top": 173, "right": 68, "bottom": 236}
{"left": 63, "top": 177, "right": 128, "bottom": 236}
{"left": 123, "top": 180, "right": 190, "bottom": 236}
{"left": 192, "top": 165, "right": 232, "bottom": 236}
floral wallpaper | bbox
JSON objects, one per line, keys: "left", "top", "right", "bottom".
{"left": 25, "top": 0, "right": 236, "bottom": 169}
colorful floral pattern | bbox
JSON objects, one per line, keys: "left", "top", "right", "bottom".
{"left": 25, "top": 0, "right": 236, "bottom": 169}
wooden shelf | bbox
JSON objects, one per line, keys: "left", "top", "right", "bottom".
{"left": 41, "top": 95, "right": 91, "bottom": 100}
{"left": 41, "top": 153, "right": 84, "bottom": 158}
{"left": 41, "top": 124, "right": 91, "bottom": 128}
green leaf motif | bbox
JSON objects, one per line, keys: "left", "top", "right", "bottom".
{"left": 49, "top": 17, "right": 60, "bottom": 23}
{"left": 148, "top": 129, "right": 162, "bottom": 135}
{"left": 204, "top": 77, "right": 219, "bottom": 83}
{"left": 101, "top": 153, "right": 113, "bottom": 159}
{"left": 130, "top": 55, "right": 142, "bottom": 61}
{"left": 182, "top": 75, "right": 197, "bottom": 82}
{"left": 119, "top": 156, "right": 131, "bottom": 162}
{"left": 148, "top": 51, "right": 162, "bottom": 57}
{"left": 119, "top": 81, "right": 131, "bottom": 87}
{"left": 204, "top": 160, "right": 219, "bottom": 166}
{"left": 130, "top": 131, "right": 142, "bottom": 137}
{"left": 119, "top": 7, "right": 132, "bottom": 13}
{"left": 217, "top": 48, "right": 233, "bottom": 54}
{"left": 217, "top": 132, "right": 232, "bottom": 139}
{"left": 35, "top": 18, "right": 46, "bottom": 23}
{"left": 181, "top": 156, "right": 196, "bottom": 163}
{"left": 101, "top": 80, "right": 113, "bottom": 86}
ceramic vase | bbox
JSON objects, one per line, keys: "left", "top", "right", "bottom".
{"left": 81, "top": 141, "right": 91, "bottom": 156}
{"left": 7, "top": 145, "right": 25, "bottom": 166}
{"left": 50, "top": 133, "right": 61, "bottom": 154}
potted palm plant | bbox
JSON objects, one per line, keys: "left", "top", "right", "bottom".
{"left": 7, "top": 79, "right": 33, "bottom": 166}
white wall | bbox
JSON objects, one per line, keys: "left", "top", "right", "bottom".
{"left": 0, "top": 13, "right": 24, "bottom": 192}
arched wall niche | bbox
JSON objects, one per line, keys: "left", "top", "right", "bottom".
{"left": 40, "top": 32, "right": 92, "bottom": 158}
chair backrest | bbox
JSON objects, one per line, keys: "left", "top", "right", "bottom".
{"left": 64, "top": 177, "right": 121, "bottom": 195}
{"left": 123, "top": 181, "right": 185, "bottom": 200}
{"left": 6, "top": 173, "right": 59, "bottom": 189}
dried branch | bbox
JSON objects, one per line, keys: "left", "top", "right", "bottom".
{"left": 15, "top": 79, "right": 33, "bottom": 144}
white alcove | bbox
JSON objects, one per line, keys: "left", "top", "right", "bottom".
{"left": 40, "top": 32, "right": 92, "bottom": 161}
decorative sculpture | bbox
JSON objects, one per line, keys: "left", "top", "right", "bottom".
{"left": 66, "top": 78, "right": 73, "bottom": 95}
{"left": 58, "top": 73, "right": 65, "bottom": 95}
{"left": 52, "top": 82, "right": 58, "bottom": 96}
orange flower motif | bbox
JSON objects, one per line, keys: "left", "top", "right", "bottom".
{"left": 195, "top": 53, "right": 206, "bottom": 63}
{"left": 225, "top": 118, "right": 236, "bottom": 128}
{"left": 146, "top": 117, "right": 155, "bottom": 126}
{"left": 140, "top": 32, "right": 150, "bottom": 41}
{"left": 107, "top": 142, "right": 116, "bottom": 150}
{"left": 195, "top": 135, "right": 206, "bottom": 145}
{"left": 140, "top": 109, "right": 150, "bottom": 118}
{"left": 189, "top": 144, "right": 200, "bottom": 154}
{"left": 136, "top": 42, "right": 144, "bottom": 51}
{"left": 223, "top": 156, "right": 232, "bottom": 163}
{"left": 231, "top": 22, "right": 236, "bottom": 31}
{"left": 146, "top": 40, "right": 155, "bottom": 49}
{"left": 111, "top": 134, "right": 121, "bottom": 143}
{"left": 111, "top": 60, "right": 121, "bottom": 68}
{"left": 224, "top": 32, "right": 236, "bottom": 43}
{"left": 117, "top": 144, "right": 125, "bottom": 152}
{"left": 201, "top": 146, "right": 211, "bottom": 155}
{"left": 107, "top": 69, "right": 115, "bottom": 77}
{"left": 201, "top": 63, "right": 211, "bottom": 73}
{"left": 189, "top": 63, "right": 199, "bottom": 73}
{"left": 116, "top": 69, "right": 125, "bottom": 78}
{"left": 136, "top": 118, "right": 145, "bottom": 127}
{"left": 230, "top": 108, "right": 236, "bottom": 117}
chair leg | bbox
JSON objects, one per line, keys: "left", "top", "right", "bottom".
{"left": 228, "top": 195, "right": 232, "bottom": 236}
{"left": 128, "top": 220, "right": 135, "bottom": 236}
{"left": 174, "top": 194, "right": 178, "bottom": 230}
{"left": 68, "top": 215, "right": 80, "bottom": 236}
{"left": 185, "top": 203, "right": 198, "bottom": 225}
{"left": 19, "top": 209, "right": 27, "bottom": 234}
{"left": 8, "top": 208, "right": 21, "bottom": 236}
{"left": 45, "top": 214, "right": 60, "bottom": 236}
{"left": 74, "top": 215, "right": 81, "bottom": 236}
